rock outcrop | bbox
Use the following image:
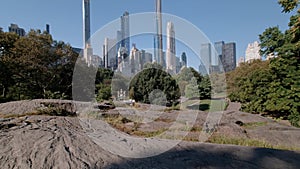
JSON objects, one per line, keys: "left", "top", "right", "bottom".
{"left": 0, "top": 100, "right": 299, "bottom": 169}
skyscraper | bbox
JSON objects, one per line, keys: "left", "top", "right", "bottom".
{"left": 83, "top": 0, "right": 93, "bottom": 65}
{"left": 155, "top": 0, "right": 164, "bottom": 67}
{"left": 46, "top": 24, "right": 50, "bottom": 34}
{"left": 222, "top": 42, "right": 236, "bottom": 72}
{"left": 200, "top": 43, "right": 212, "bottom": 72}
{"left": 117, "top": 30, "right": 122, "bottom": 50}
{"left": 141, "top": 50, "right": 153, "bottom": 68}
{"left": 8, "top": 24, "right": 25, "bottom": 36}
{"left": 214, "top": 41, "right": 224, "bottom": 66}
{"left": 83, "top": 0, "right": 91, "bottom": 48}
{"left": 166, "top": 22, "right": 176, "bottom": 74}
{"left": 245, "top": 41, "right": 261, "bottom": 62}
{"left": 130, "top": 44, "right": 141, "bottom": 74}
{"left": 181, "top": 52, "right": 187, "bottom": 67}
{"left": 103, "top": 38, "right": 117, "bottom": 69}
{"left": 121, "top": 11, "right": 130, "bottom": 54}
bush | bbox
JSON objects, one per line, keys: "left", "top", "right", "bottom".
{"left": 289, "top": 110, "right": 300, "bottom": 127}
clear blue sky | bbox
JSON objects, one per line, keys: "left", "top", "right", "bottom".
{"left": 0, "top": 0, "right": 294, "bottom": 65}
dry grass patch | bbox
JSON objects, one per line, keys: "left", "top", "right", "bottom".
{"left": 208, "top": 135, "right": 300, "bottom": 151}
{"left": 242, "top": 122, "right": 268, "bottom": 129}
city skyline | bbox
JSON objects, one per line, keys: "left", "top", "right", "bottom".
{"left": 0, "top": 0, "right": 295, "bottom": 65}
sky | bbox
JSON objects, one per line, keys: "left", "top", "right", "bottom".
{"left": 0, "top": 0, "right": 295, "bottom": 68}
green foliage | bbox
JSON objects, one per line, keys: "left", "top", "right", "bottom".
{"left": 289, "top": 110, "right": 300, "bottom": 127}
{"left": 96, "top": 84, "right": 112, "bottom": 101}
{"left": 176, "top": 67, "right": 211, "bottom": 99}
{"left": 148, "top": 89, "right": 167, "bottom": 106}
{"left": 259, "top": 26, "right": 285, "bottom": 57}
{"left": 95, "top": 68, "right": 114, "bottom": 102}
{"left": 227, "top": 1, "right": 300, "bottom": 127}
{"left": 129, "top": 65, "right": 180, "bottom": 106}
{"left": 111, "top": 72, "right": 130, "bottom": 98}
{"left": 210, "top": 73, "right": 227, "bottom": 94}
{"left": 278, "top": 0, "right": 299, "bottom": 13}
{"left": 0, "top": 30, "right": 78, "bottom": 101}
{"left": 184, "top": 77, "right": 199, "bottom": 99}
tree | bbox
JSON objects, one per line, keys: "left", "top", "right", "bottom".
{"left": 176, "top": 67, "right": 211, "bottom": 99}
{"left": 278, "top": 0, "right": 299, "bottom": 13}
{"left": 0, "top": 30, "right": 78, "bottom": 101}
{"left": 129, "top": 65, "right": 180, "bottom": 106}
{"left": 185, "top": 77, "right": 200, "bottom": 99}
{"left": 0, "top": 32, "right": 19, "bottom": 99}
{"left": 94, "top": 68, "right": 114, "bottom": 101}
{"left": 228, "top": 0, "right": 300, "bottom": 127}
{"left": 265, "top": 0, "right": 300, "bottom": 126}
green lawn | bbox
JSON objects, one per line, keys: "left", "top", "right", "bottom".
{"left": 183, "top": 99, "right": 228, "bottom": 112}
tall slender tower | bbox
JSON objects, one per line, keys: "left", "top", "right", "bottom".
{"left": 83, "top": 0, "right": 91, "bottom": 48}
{"left": 46, "top": 24, "right": 50, "bottom": 34}
{"left": 83, "top": 0, "right": 93, "bottom": 65}
{"left": 121, "top": 11, "right": 130, "bottom": 55}
{"left": 155, "top": 0, "right": 164, "bottom": 67}
{"left": 166, "top": 22, "right": 176, "bottom": 74}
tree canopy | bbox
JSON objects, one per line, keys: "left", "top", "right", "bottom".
{"left": 175, "top": 67, "right": 211, "bottom": 99}
{"left": 129, "top": 65, "right": 180, "bottom": 106}
{"left": 228, "top": 0, "right": 300, "bottom": 127}
{"left": 0, "top": 30, "right": 78, "bottom": 101}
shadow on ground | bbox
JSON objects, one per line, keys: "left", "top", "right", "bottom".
{"left": 103, "top": 143, "right": 300, "bottom": 169}
{"left": 187, "top": 103, "right": 210, "bottom": 111}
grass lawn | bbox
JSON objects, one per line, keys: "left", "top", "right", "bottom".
{"left": 183, "top": 99, "right": 228, "bottom": 112}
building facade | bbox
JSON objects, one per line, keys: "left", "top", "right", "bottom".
{"left": 181, "top": 52, "right": 187, "bottom": 67}
{"left": 82, "top": 0, "right": 93, "bottom": 65}
{"left": 8, "top": 24, "right": 26, "bottom": 36}
{"left": 166, "top": 22, "right": 176, "bottom": 74}
{"left": 222, "top": 42, "right": 236, "bottom": 72}
{"left": 46, "top": 24, "right": 50, "bottom": 34}
{"left": 200, "top": 43, "right": 212, "bottom": 73}
{"left": 214, "top": 41, "right": 224, "bottom": 65}
{"left": 245, "top": 41, "right": 261, "bottom": 62}
{"left": 155, "top": 0, "right": 164, "bottom": 67}
{"left": 141, "top": 50, "right": 153, "bottom": 69}
{"left": 121, "top": 11, "right": 130, "bottom": 54}
{"left": 103, "top": 38, "right": 117, "bottom": 69}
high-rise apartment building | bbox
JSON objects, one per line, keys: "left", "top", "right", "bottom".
{"left": 82, "top": 0, "right": 93, "bottom": 65}
{"left": 222, "top": 42, "right": 236, "bottom": 72}
{"left": 214, "top": 41, "right": 224, "bottom": 66}
{"left": 130, "top": 44, "right": 142, "bottom": 74}
{"left": 46, "top": 24, "right": 50, "bottom": 34}
{"left": 245, "top": 41, "right": 261, "bottom": 62}
{"left": 181, "top": 52, "right": 187, "bottom": 67}
{"left": 121, "top": 11, "right": 130, "bottom": 54}
{"left": 0, "top": 27, "right": 3, "bottom": 33}
{"left": 166, "top": 22, "right": 176, "bottom": 74}
{"left": 8, "top": 24, "right": 25, "bottom": 36}
{"left": 83, "top": 0, "right": 91, "bottom": 47}
{"left": 141, "top": 50, "right": 153, "bottom": 69}
{"left": 200, "top": 43, "right": 212, "bottom": 71}
{"left": 175, "top": 56, "right": 181, "bottom": 74}
{"left": 155, "top": 0, "right": 164, "bottom": 67}
{"left": 103, "top": 38, "right": 117, "bottom": 69}
{"left": 198, "top": 63, "right": 208, "bottom": 75}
